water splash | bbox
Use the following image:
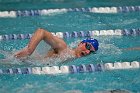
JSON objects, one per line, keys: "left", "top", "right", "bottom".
{"left": 68, "top": 39, "right": 81, "bottom": 48}
{"left": 99, "top": 43, "right": 122, "bottom": 55}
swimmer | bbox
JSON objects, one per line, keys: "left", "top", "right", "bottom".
{"left": 14, "top": 28, "right": 99, "bottom": 62}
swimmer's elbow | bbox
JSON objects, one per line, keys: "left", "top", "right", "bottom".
{"left": 27, "top": 48, "right": 34, "bottom": 55}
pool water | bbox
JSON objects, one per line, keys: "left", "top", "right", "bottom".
{"left": 0, "top": 0, "right": 140, "bottom": 93}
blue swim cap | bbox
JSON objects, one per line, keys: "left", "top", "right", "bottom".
{"left": 81, "top": 38, "right": 99, "bottom": 51}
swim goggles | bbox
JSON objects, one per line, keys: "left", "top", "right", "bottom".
{"left": 84, "top": 42, "right": 95, "bottom": 52}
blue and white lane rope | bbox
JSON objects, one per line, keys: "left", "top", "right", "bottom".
{"left": 0, "top": 28, "right": 140, "bottom": 41}
{"left": 0, "top": 61, "right": 139, "bottom": 75}
{"left": 0, "top": 6, "right": 140, "bottom": 18}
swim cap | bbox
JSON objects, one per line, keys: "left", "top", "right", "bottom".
{"left": 81, "top": 38, "right": 99, "bottom": 51}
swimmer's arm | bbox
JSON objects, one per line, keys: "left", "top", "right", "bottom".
{"left": 14, "top": 28, "right": 56, "bottom": 58}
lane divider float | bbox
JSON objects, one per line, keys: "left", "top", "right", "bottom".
{"left": 0, "top": 6, "right": 140, "bottom": 18}
{"left": 0, "top": 28, "right": 140, "bottom": 41}
{"left": 0, "top": 61, "right": 139, "bottom": 75}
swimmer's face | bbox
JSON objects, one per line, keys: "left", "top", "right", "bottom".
{"left": 77, "top": 42, "right": 95, "bottom": 57}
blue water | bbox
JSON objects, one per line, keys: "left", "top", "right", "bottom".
{"left": 0, "top": 0, "right": 140, "bottom": 93}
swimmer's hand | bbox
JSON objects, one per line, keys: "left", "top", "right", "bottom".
{"left": 14, "top": 49, "right": 44, "bottom": 61}
{"left": 14, "top": 48, "right": 30, "bottom": 58}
